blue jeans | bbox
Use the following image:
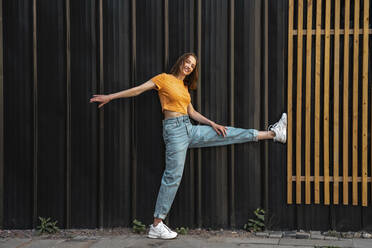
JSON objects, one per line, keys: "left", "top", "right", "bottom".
{"left": 154, "top": 115, "right": 258, "bottom": 219}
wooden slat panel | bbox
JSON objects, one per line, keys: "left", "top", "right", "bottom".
{"left": 287, "top": 0, "right": 294, "bottom": 205}
{"left": 323, "top": 0, "right": 331, "bottom": 205}
{"left": 362, "top": 0, "right": 369, "bottom": 207}
{"left": 352, "top": 0, "right": 360, "bottom": 206}
{"left": 292, "top": 176, "right": 372, "bottom": 182}
{"left": 314, "top": 0, "right": 322, "bottom": 204}
{"left": 296, "top": 0, "right": 304, "bottom": 204}
{"left": 292, "top": 28, "right": 372, "bottom": 35}
{"left": 333, "top": 0, "right": 340, "bottom": 205}
{"left": 343, "top": 0, "right": 350, "bottom": 205}
{"left": 304, "top": 0, "right": 312, "bottom": 205}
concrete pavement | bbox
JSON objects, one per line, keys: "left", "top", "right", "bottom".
{"left": 1, "top": 234, "right": 371, "bottom": 248}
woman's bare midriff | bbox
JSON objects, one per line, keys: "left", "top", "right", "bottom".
{"left": 163, "top": 110, "right": 186, "bottom": 120}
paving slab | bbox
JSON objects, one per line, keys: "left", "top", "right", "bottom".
{"left": 276, "top": 246, "right": 314, "bottom": 248}
{"left": 223, "top": 237, "right": 280, "bottom": 245}
{"left": 90, "top": 236, "right": 142, "bottom": 248}
{"left": 279, "top": 237, "right": 353, "bottom": 248}
{"left": 238, "top": 244, "right": 277, "bottom": 248}
{"left": 353, "top": 238, "right": 372, "bottom": 248}
{"left": 269, "top": 232, "right": 283, "bottom": 239}
{"left": 0, "top": 238, "right": 31, "bottom": 248}
{"left": 255, "top": 232, "right": 269, "bottom": 238}
{"left": 24, "top": 239, "right": 66, "bottom": 248}
{"left": 53, "top": 239, "right": 99, "bottom": 248}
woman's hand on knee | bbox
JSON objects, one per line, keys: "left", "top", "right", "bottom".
{"left": 211, "top": 122, "right": 227, "bottom": 137}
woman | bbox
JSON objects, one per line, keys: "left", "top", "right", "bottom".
{"left": 90, "top": 52, "right": 286, "bottom": 240}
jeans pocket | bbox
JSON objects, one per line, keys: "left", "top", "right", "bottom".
{"left": 163, "top": 123, "right": 178, "bottom": 139}
{"left": 164, "top": 123, "right": 178, "bottom": 131}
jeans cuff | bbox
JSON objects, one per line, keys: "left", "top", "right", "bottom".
{"left": 253, "top": 129, "right": 259, "bottom": 142}
{"left": 154, "top": 213, "right": 167, "bottom": 219}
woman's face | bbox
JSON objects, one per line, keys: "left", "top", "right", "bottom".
{"left": 180, "top": 56, "right": 197, "bottom": 76}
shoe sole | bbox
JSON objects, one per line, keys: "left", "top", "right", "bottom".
{"left": 147, "top": 234, "right": 178, "bottom": 239}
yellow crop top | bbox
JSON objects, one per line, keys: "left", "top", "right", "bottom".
{"left": 151, "top": 73, "right": 191, "bottom": 115}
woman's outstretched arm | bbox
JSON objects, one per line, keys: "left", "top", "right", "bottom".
{"left": 187, "top": 103, "right": 227, "bottom": 137}
{"left": 90, "top": 80, "right": 156, "bottom": 108}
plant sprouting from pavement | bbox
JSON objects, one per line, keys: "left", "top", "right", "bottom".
{"left": 132, "top": 219, "right": 146, "bottom": 234}
{"left": 37, "top": 217, "right": 60, "bottom": 234}
{"left": 175, "top": 227, "right": 189, "bottom": 235}
{"left": 244, "top": 208, "right": 265, "bottom": 232}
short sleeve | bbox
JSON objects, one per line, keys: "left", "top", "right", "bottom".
{"left": 151, "top": 73, "right": 166, "bottom": 91}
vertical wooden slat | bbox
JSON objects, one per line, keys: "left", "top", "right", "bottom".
{"left": 32, "top": 0, "right": 39, "bottom": 228}
{"left": 352, "top": 0, "right": 359, "bottom": 206}
{"left": 361, "top": 0, "right": 369, "bottom": 207}
{"left": 314, "top": 0, "right": 322, "bottom": 204}
{"left": 333, "top": 0, "right": 340, "bottom": 205}
{"left": 65, "top": 0, "right": 71, "bottom": 228}
{"left": 98, "top": 0, "right": 104, "bottom": 228}
{"left": 296, "top": 0, "right": 303, "bottom": 205}
{"left": 304, "top": 0, "right": 312, "bottom": 205}
{"left": 343, "top": 0, "right": 350, "bottom": 205}
{"left": 287, "top": 0, "right": 294, "bottom": 204}
{"left": 323, "top": 0, "right": 331, "bottom": 205}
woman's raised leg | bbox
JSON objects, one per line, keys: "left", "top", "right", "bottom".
{"left": 188, "top": 125, "right": 259, "bottom": 148}
{"left": 188, "top": 113, "right": 287, "bottom": 148}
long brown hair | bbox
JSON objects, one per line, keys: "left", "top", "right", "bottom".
{"left": 169, "top": 53, "right": 198, "bottom": 90}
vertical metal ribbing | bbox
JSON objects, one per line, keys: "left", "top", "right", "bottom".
{"left": 229, "top": 0, "right": 235, "bottom": 228}
{"left": 163, "top": 0, "right": 169, "bottom": 225}
{"left": 0, "top": 0, "right": 3, "bottom": 229}
{"left": 65, "top": 0, "right": 71, "bottom": 228}
{"left": 263, "top": 0, "right": 269, "bottom": 217}
{"left": 287, "top": 0, "right": 293, "bottom": 205}
{"left": 98, "top": 0, "right": 104, "bottom": 229}
{"left": 188, "top": 1, "right": 195, "bottom": 227}
{"left": 32, "top": 0, "right": 39, "bottom": 228}
{"left": 131, "top": 0, "right": 137, "bottom": 221}
{"left": 164, "top": 0, "right": 169, "bottom": 70}
{"left": 196, "top": 0, "right": 202, "bottom": 228}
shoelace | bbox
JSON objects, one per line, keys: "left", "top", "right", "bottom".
{"left": 162, "top": 223, "right": 173, "bottom": 233}
{"left": 156, "top": 222, "right": 172, "bottom": 233}
{"left": 268, "top": 122, "right": 279, "bottom": 132}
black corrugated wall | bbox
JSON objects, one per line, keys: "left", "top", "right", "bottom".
{"left": 2, "top": 0, "right": 372, "bottom": 231}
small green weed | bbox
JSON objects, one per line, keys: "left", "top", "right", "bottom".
{"left": 324, "top": 230, "right": 340, "bottom": 238}
{"left": 175, "top": 227, "right": 189, "bottom": 235}
{"left": 132, "top": 219, "right": 146, "bottom": 234}
{"left": 37, "top": 217, "right": 60, "bottom": 234}
{"left": 244, "top": 208, "right": 265, "bottom": 232}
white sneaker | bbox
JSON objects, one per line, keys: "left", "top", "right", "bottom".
{"left": 269, "top": 113, "right": 287, "bottom": 143}
{"left": 148, "top": 221, "right": 178, "bottom": 239}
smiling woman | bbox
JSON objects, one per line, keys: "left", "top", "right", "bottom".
{"left": 89, "top": 52, "right": 287, "bottom": 240}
